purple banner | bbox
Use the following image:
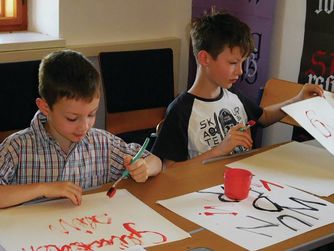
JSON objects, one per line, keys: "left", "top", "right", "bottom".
{"left": 189, "top": 0, "right": 277, "bottom": 103}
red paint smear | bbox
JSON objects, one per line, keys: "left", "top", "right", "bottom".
{"left": 199, "top": 212, "right": 238, "bottom": 216}
{"left": 200, "top": 205, "right": 238, "bottom": 217}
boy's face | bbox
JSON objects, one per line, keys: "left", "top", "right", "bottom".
{"left": 205, "top": 46, "right": 246, "bottom": 89}
{"left": 41, "top": 97, "right": 100, "bottom": 146}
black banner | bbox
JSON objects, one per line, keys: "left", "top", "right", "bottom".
{"left": 298, "top": 0, "right": 334, "bottom": 92}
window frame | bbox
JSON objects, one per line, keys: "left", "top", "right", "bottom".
{"left": 0, "top": 1, "right": 5, "bottom": 17}
{"left": 0, "top": 0, "right": 27, "bottom": 32}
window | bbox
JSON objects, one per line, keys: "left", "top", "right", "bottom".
{"left": 0, "top": 0, "right": 27, "bottom": 32}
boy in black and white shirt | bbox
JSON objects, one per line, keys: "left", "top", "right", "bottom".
{"left": 152, "top": 11, "right": 323, "bottom": 168}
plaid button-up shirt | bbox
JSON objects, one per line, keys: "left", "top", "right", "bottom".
{"left": 0, "top": 111, "right": 149, "bottom": 189}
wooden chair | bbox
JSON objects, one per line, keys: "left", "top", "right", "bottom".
{"left": 259, "top": 78, "right": 304, "bottom": 127}
{"left": 99, "top": 48, "right": 174, "bottom": 147}
{"left": 0, "top": 130, "right": 18, "bottom": 143}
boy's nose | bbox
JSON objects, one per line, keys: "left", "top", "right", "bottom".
{"left": 79, "top": 118, "right": 90, "bottom": 131}
{"left": 235, "top": 63, "right": 243, "bottom": 76}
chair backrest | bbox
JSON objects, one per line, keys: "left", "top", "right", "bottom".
{"left": 260, "top": 78, "right": 303, "bottom": 126}
{"left": 0, "top": 60, "right": 40, "bottom": 143}
{"left": 99, "top": 48, "right": 174, "bottom": 145}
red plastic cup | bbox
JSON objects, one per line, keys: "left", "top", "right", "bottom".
{"left": 224, "top": 168, "right": 252, "bottom": 200}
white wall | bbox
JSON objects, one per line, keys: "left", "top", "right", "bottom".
{"left": 269, "top": 0, "right": 306, "bottom": 81}
{"left": 262, "top": 0, "right": 307, "bottom": 146}
{"left": 29, "top": 0, "right": 60, "bottom": 37}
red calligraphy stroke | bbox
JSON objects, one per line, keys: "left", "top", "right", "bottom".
{"left": 304, "top": 50, "right": 326, "bottom": 76}
{"left": 25, "top": 222, "right": 167, "bottom": 251}
{"left": 305, "top": 110, "right": 334, "bottom": 139}
{"left": 260, "top": 179, "right": 284, "bottom": 192}
{"left": 199, "top": 205, "right": 238, "bottom": 217}
{"left": 49, "top": 213, "right": 112, "bottom": 235}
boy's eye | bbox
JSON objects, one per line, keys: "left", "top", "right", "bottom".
{"left": 88, "top": 113, "right": 96, "bottom": 118}
{"left": 66, "top": 117, "right": 77, "bottom": 122}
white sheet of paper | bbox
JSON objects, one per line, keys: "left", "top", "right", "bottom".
{"left": 281, "top": 96, "right": 334, "bottom": 155}
{"left": 125, "top": 245, "right": 147, "bottom": 251}
{"left": 226, "top": 141, "right": 334, "bottom": 196}
{"left": 157, "top": 177, "right": 334, "bottom": 251}
{"left": 324, "top": 90, "right": 334, "bottom": 108}
{"left": 0, "top": 190, "right": 190, "bottom": 251}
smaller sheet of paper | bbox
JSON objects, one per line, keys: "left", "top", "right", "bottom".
{"left": 282, "top": 96, "right": 334, "bottom": 155}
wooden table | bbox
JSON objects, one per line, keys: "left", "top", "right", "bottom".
{"left": 91, "top": 148, "right": 334, "bottom": 251}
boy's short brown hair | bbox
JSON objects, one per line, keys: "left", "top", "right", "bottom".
{"left": 190, "top": 11, "right": 254, "bottom": 60}
{"left": 38, "top": 49, "right": 101, "bottom": 108}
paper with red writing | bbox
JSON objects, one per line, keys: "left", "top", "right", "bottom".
{"left": 0, "top": 190, "right": 190, "bottom": 251}
{"left": 157, "top": 177, "right": 334, "bottom": 251}
{"left": 282, "top": 96, "right": 334, "bottom": 155}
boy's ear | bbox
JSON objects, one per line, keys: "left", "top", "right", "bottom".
{"left": 36, "top": 98, "right": 50, "bottom": 116}
{"left": 197, "top": 50, "right": 210, "bottom": 66}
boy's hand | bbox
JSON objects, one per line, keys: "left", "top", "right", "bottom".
{"left": 124, "top": 155, "right": 149, "bottom": 183}
{"left": 41, "top": 181, "right": 82, "bottom": 206}
{"left": 297, "top": 83, "right": 324, "bottom": 101}
{"left": 216, "top": 124, "right": 253, "bottom": 155}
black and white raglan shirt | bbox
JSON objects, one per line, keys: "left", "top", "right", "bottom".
{"left": 151, "top": 87, "right": 263, "bottom": 162}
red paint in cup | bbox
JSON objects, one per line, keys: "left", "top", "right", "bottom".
{"left": 224, "top": 168, "right": 252, "bottom": 200}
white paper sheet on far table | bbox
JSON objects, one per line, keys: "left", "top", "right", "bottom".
{"left": 226, "top": 141, "right": 334, "bottom": 196}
